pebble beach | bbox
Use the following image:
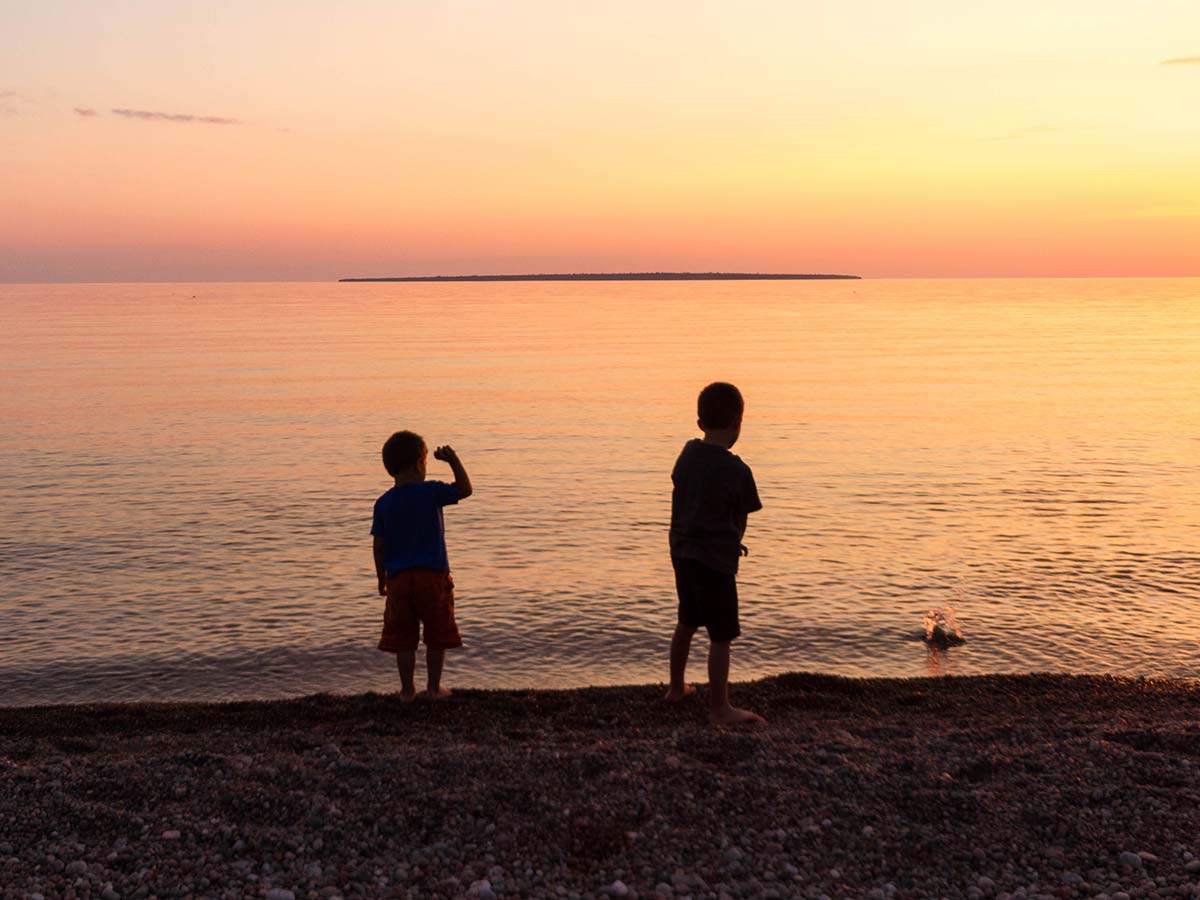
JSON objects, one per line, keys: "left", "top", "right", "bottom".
{"left": 3, "top": 673, "right": 1200, "bottom": 900}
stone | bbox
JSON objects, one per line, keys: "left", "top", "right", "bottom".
{"left": 1117, "top": 852, "right": 1142, "bottom": 869}
{"left": 66, "top": 859, "right": 88, "bottom": 877}
{"left": 161, "top": 830, "right": 182, "bottom": 841}
{"left": 609, "top": 880, "right": 629, "bottom": 897}
{"left": 264, "top": 890, "right": 295, "bottom": 900}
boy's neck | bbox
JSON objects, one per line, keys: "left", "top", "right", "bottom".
{"left": 393, "top": 470, "right": 425, "bottom": 486}
{"left": 701, "top": 428, "right": 738, "bottom": 450}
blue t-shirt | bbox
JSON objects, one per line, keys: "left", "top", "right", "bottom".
{"left": 371, "top": 481, "right": 460, "bottom": 574}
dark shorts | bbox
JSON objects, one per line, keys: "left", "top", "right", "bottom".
{"left": 378, "top": 568, "right": 463, "bottom": 652}
{"left": 672, "top": 556, "right": 740, "bottom": 643}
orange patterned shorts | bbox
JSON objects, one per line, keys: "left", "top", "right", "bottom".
{"left": 378, "top": 568, "right": 463, "bottom": 652}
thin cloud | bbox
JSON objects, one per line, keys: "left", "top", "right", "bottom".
{"left": 110, "top": 107, "right": 243, "bottom": 125}
{"left": 1, "top": 89, "right": 32, "bottom": 116}
{"left": 1160, "top": 57, "right": 1200, "bottom": 65}
{"left": 74, "top": 107, "right": 97, "bottom": 117}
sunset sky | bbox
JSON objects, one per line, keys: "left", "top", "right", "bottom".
{"left": 2, "top": 1, "right": 1198, "bottom": 282}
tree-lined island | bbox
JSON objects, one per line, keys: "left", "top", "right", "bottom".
{"left": 339, "top": 271, "right": 861, "bottom": 282}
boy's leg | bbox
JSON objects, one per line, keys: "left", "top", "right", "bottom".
{"left": 420, "top": 571, "right": 460, "bottom": 700}
{"left": 665, "top": 623, "right": 698, "bottom": 701}
{"left": 395, "top": 651, "right": 417, "bottom": 701}
{"left": 707, "top": 641, "right": 764, "bottom": 726}
{"left": 425, "top": 647, "right": 451, "bottom": 699}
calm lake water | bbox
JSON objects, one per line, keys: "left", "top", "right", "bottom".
{"left": 2, "top": 279, "right": 1199, "bottom": 706}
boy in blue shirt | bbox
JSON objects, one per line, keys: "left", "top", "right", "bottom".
{"left": 665, "top": 382, "right": 765, "bottom": 725}
{"left": 372, "top": 430, "right": 472, "bottom": 700}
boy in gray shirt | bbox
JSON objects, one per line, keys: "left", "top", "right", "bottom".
{"left": 665, "top": 382, "right": 765, "bottom": 725}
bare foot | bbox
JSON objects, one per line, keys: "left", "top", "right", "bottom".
{"left": 664, "top": 684, "right": 697, "bottom": 702}
{"left": 709, "top": 705, "right": 766, "bottom": 727}
{"left": 427, "top": 686, "right": 453, "bottom": 701}
{"left": 399, "top": 690, "right": 417, "bottom": 703}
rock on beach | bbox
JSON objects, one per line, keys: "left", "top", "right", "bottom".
{"left": 2, "top": 673, "right": 1200, "bottom": 899}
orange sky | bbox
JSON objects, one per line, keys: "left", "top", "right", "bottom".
{"left": 2, "top": 1, "right": 1198, "bottom": 281}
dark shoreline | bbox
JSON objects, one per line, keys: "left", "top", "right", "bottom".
{"left": 338, "top": 272, "right": 861, "bottom": 283}
{"left": 4, "top": 672, "right": 1200, "bottom": 899}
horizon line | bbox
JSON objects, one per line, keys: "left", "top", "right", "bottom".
{"left": 3, "top": 274, "right": 1199, "bottom": 286}
{"left": 339, "top": 271, "right": 862, "bottom": 283}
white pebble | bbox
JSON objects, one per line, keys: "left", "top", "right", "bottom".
{"left": 609, "top": 880, "right": 629, "bottom": 897}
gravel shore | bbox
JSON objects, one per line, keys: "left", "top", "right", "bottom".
{"left": 3, "top": 673, "right": 1200, "bottom": 900}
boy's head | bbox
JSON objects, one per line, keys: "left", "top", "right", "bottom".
{"left": 382, "top": 430, "right": 427, "bottom": 479}
{"left": 697, "top": 382, "right": 744, "bottom": 442}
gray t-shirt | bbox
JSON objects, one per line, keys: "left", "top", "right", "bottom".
{"left": 668, "top": 439, "right": 762, "bottom": 575}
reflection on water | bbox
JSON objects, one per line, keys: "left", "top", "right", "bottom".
{"left": 1, "top": 278, "right": 1199, "bottom": 705}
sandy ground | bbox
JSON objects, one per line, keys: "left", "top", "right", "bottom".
{"left": 3, "top": 673, "right": 1200, "bottom": 900}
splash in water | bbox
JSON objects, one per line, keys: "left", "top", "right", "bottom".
{"left": 923, "top": 607, "right": 965, "bottom": 648}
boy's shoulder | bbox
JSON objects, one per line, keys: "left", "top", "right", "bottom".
{"left": 678, "top": 439, "right": 752, "bottom": 474}
{"left": 376, "top": 480, "right": 450, "bottom": 501}
{"left": 375, "top": 480, "right": 459, "bottom": 514}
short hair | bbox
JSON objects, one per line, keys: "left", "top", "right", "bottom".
{"left": 697, "top": 382, "right": 744, "bottom": 430}
{"left": 382, "top": 430, "right": 426, "bottom": 475}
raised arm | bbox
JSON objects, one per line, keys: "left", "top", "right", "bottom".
{"left": 433, "top": 445, "right": 473, "bottom": 499}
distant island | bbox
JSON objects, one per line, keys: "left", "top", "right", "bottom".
{"left": 339, "top": 271, "right": 860, "bottom": 283}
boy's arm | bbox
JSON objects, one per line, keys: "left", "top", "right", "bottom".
{"left": 373, "top": 536, "right": 387, "bottom": 595}
{"left": 434, "top": 445, "right": 472, "bottom": 499}
{"left": 738, "top": 468, "right": 762, "bottom": 556}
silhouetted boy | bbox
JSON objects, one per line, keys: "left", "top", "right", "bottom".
{"left": 665, "top": 383, "right": 765, "bottom": 725}
{"left": 372, "top": 431, "right": 472, "bottom": 700}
